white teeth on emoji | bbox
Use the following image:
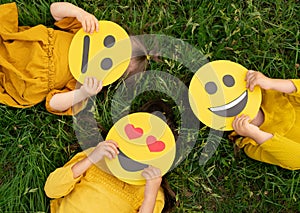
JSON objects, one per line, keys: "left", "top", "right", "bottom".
{"left": 209, "top": 91, "right": 248, "bottom": 117}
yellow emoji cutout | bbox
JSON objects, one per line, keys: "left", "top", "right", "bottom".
{"left": 68, "top": 21, "right": 131, "bottom": 86}
{"left": 105, "top": 112, "right": 176, "bottom": 185}
{"left": 189, "top": 60, "right": 262, "bottom": 131}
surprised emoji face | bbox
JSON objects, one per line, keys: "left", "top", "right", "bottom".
{"left": 68, "top": 21, "right": 131, "bottom": 86}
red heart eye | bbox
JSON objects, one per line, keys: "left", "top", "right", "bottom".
{"left": 124, "top": 124, "right": 143, "bottom": 139}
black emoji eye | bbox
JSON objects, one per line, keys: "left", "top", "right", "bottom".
{"left": 101, "top": 58, "right": 113, "bottom": 70}
{"left": 103, "top": 35, "right": 115, "bottom": 48}
{"left": 223, "top": 75, "right": 235, "bottom": 87}
{"left": 205, "top": 81, "right": 217, "bottom": 95}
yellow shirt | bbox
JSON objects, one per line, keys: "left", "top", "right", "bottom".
{"left": 0, "top": 2, "right": 84, "bottom": 115}
{"left": 44, "top": 150, "right": 165, "bottom": 213}
{"left": 236, "top": 79, "right": 300, "bottom": 170}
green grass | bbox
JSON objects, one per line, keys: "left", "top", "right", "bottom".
{"left": 0, "top": 0, "right": 300, "bottom": 212}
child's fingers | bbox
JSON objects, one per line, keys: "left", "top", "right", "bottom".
{"left": 240, "top": 115, "right": 249, "bottom": 127}
{"left": 233, "top": 115, "right": 246, "bottom": 129}
{"left": 102, "top": 150, "right": 114, "bottom": 160}
{"left": 232, "top": 116, "right": 239, "bottom": 130}
{"left": 246, "top": 70, "right": 258, "bottom": 91}
{"left": 84, "top": 76, "right": 89, "bottom": 86}
{"left": 105, "top": 141, "right": 119, "bottom": 155}
{"left": 88, "top": 19, "right": 93, "bottom": 33}
{"left": 96, "top": 80, "right": 103, "bottom": 93}
{"left": 82, "top": 20, "right": 87, "bottom": 33}
{"left": 247, "top": 75, "right": 257, "bottom": 92}
{"left": 105, "top": 139, "right": 119, "bottom": 148}
{"left": 142, "top": 166, "right": 161, "bottom": 179}
{"left": 94, "top": 18, "right": 99, "bottom": 32}
{"left": 102, "top": 145, "right": 118, "bottom": 159}
{"left": 89, "top": 19, "right": 95, "bottom": 34}
{"left": 90, "top": 77, "right": 96, "bottom": 88}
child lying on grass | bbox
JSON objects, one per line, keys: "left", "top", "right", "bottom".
{"left": 44, "top": 140, "right": 176, "bottom": 213}
{"left": 0, "top": 2, "right": 148, "bottom": 115}
{"left": 231, "top": 70, "right": 300, "bottom": 170}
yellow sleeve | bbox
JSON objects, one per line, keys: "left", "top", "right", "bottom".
{"left": 0, "top": 2, "right": 18, "bottom": 33}
{"left": 54, "top": 17, "right": 82, "bottom": 34}
{"left": 45, "top": 79, "right": 87, "bottom": 116}
{"left": 44, "top": 152, "right": 87, "bottom": 198}
{"left": 243, "top": 133, "right": 300, "bottom": 170}
{"left": 290, "top": 79, "right": 300, "bottom": 97}
{"left": 153, "top": 187, "right": 165, "bottom": 213}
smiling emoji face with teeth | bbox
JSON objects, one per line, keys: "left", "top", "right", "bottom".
{"left": 189, "top": 60, "right": 262, "bottom": 131}
{"left": 105, "top": 112, "right": 176, "bottom": 185}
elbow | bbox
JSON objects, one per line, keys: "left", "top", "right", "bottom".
{"left": 44, "top": 177, "right": 59, "bottom": 199}
{"left": 49, "top": 95, "right": 67, "bottom": 112}
{"left": 50, "top": 2, "right": 61, "bottom": 21}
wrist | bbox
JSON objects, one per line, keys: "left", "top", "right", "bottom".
{"left": 75, "top": 8, "right": 85, "bottom": 19}
{"left": 251, "top": 129, "right": 273, "bottom": 144}
{"left": 78, "top": 86, "right": 91, "bottom": 98}
{"left": 87, "top": 153, "right": 102, "bottom": 164}
{"left": 145, "top": 178, "right": 162, "bottom": 192}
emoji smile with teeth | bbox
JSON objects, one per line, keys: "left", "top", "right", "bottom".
{"left": 105, "top": 112, "right": 176, "bottom": 185}
{"left": 209, "top": 90, "right": 248, "bottom": 117}
{"left": 189, "top": 60, "right": 262, "bottom": 131}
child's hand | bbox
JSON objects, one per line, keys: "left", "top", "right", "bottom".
{"left": 80, "top": 77, "right": 103, "bottom": 97}
{"left": 88, "top": 140, "right": 119, "bottom": 164}
{"left": 142, "top": 166, "right": 162, "bottom": 191}
{"left": 232, "top": 114, "right": 260, "bottom": 138}
{"left": 76, "top": 10, "right": 99, "bottom": 34}
{"left": 139, "top": 166, "right": 162, "bottom": 213}
{"left": 246, "top": 70, "right": 273, "bottom": 91}
{"left": 232, "top": 115, "right": 273, "bottom": 144}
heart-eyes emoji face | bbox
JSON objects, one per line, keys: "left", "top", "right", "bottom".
{"left": 105, "top": 112, "right": 176, "bottom": 185}
{"left": 188, "top": 60, "right": 262, "bottom": 131}
{"left": 68, "top": 21, "right": 131, "bottom": 86}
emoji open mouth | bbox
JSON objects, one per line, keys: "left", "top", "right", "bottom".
{"left": 209, "top": 91, "right": 248, "bottom": 117}
{"left": 118, "top": 150, "right": 148, "bottom": 172}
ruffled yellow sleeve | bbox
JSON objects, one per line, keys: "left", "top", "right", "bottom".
{"left": 45, "top": 79, "right": 87, "bottom": 115}
{"left": 54, "top": 17, "right": 82, "bottom": 34}
{"left": 228, "top": 131, "right": 257, "bottom": 149}
{"left": 44, "top": 151, "right": 87, "bottom": 198}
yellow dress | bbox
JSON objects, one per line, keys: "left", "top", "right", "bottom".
{"left": 0, "top": 2, "right": 83, "bottom": 115}
{"left": 236, "top": 79, "right": 300, "bottom": 170}
{"left": 44, "top": 149, "right": 165, "bottom": 213}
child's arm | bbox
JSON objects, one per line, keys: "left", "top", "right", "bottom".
{"left": 50, "top": 2, "right": 98, "bottom": 33}
{"left": 232, "top": 114, "right": 273, "bottom": 145}
{"left": 139, "top": 166, "right": 162, "bottom": 213}
{"left": 44, "top": 141, "right": 119, "bottom": 198}
{"left": 246, "top": 70, "right": 296, "bottom": 94}
{"left": 72, "top": 140, "right": 119, "bottom": 178}
{"left": 49, "top": 77, "right": 102, "bottom": 112}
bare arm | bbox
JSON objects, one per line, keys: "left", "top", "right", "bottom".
{"left": 49, "top": 77, "right": 102, "bottom": 112}
{"left": 139, "top": 166, "right": 162, "bottom": 213}
{"left": 72, "top": 140, "right": 119, "bottom": 178}
{"left": 50, "top": 2, "right": 99, "bottom": 33}
{"left": 246, "top": 70, "right": 296, "bottom": 94}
